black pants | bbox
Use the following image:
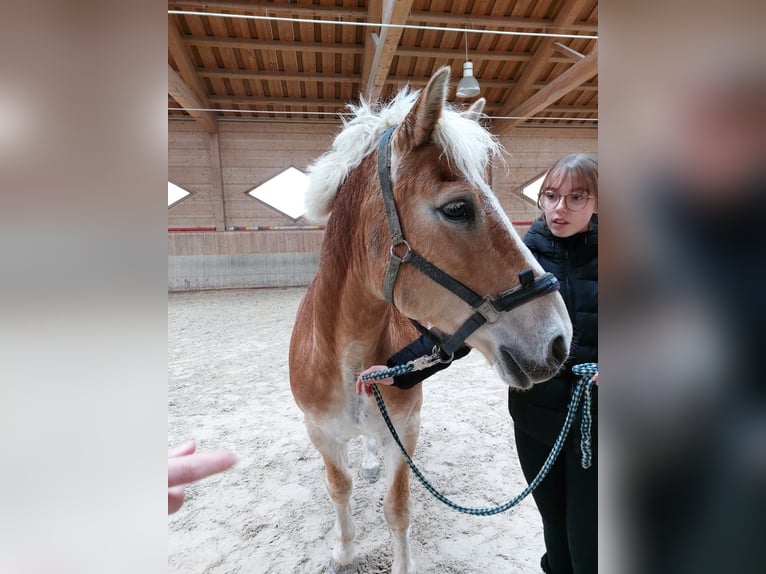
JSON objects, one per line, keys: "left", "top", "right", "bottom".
{"left": 514, "top": 423, "right": 597, "bottom": 574}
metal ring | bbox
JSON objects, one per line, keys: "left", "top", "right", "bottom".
{"left": 390, "top": 239, "right": 412, "bottom": 260}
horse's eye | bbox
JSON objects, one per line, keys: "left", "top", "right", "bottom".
{"left": 441, "top": 201, "right": 471, "bottom": 222}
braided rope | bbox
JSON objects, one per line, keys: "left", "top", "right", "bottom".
{"left": 572, "top": 363, "right": 598, "bottom": 468}
{"left": 367, "top": 362, "right": 598, "bottom": 516}
{"left": 360, "top": 363, "right": 414, "bottom": 381}
{"left": 360, "top": 351, "right": 444, "bottom": 382}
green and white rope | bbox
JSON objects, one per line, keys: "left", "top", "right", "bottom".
{"left": 572, "top": 362, "right": 597, "bottom": 469}
{"left": 361, "top": 351, "right": 445, "bottom": 382}
{"left": 363, "top": 362, "right": 598, "bottom": 516}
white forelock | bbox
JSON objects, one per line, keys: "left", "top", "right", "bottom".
{"left": 304, "top": 86, "right": 504, "bottom": 223}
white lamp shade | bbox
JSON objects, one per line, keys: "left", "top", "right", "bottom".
{"left": 456, "top": 61, "right": 480, "bottom": 98}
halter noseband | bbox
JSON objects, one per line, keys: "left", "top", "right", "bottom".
{"left": 376, "top": 125, "right": 560, "bottom": 357}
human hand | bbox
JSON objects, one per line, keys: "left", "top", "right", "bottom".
{"left": 355, "top": 365, "right": 393, "bottom": 396}
{"left": 168, "top": 441, "right": 238, "bottom": 514}
{"left": 593, "top": 372, "right": 598, "bottom": 385}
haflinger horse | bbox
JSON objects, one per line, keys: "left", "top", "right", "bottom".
{"left": 289, "top": 66, "right": 572, "bottom": 574}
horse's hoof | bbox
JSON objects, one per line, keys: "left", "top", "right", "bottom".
{"left": 361, "top": 465, "right": 380, "bottom": 483}
{"left": 326, "top": 558, "right": 360, "bottom": 574}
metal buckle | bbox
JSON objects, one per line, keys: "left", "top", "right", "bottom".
{"left": 432, "top": 345, "right": 454, "bottom": 363}
{"left": 411, "top": 350, "right": 445, "bottom": 371}
{"left": 475, "top": 295, "right": 502, "bottom": 323}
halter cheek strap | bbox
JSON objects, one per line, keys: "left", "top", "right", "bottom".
{"left": 377, "top": 125, "right": 407, "bottom": 305}
{"left": 376, "top": 125, "right": 560, "bottom": 356}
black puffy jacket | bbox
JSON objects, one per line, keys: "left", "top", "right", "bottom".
{"left": 508, "top": 214, "right": 598, "bottom": 443}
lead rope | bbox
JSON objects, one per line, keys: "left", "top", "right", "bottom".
{"left": 572, "top": 363, "right": 597, "bottom": 468}
{"left": 362, "top": 361, "right": 598, "bottom": 516}
{"left": 360, "top": 351, "right": 444, "bottom": 382}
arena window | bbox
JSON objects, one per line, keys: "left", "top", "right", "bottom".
{"left": 168, "top": 182, "right": 191, "bottom": 207}
{"left": 246, "top": 166, "right": 308, "bottom": 220}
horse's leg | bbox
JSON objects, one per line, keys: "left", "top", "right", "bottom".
{"left": 360, "top": 435, "right": 381, "bottom": 483}
{"left": 307, "top": 423, "right": 358, "bottom": 573}
{"left": 382, "top": 412, "right": 421, "bottom": 574}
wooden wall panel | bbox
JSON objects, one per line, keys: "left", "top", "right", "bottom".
{"left": 169, "top": 119, "right": 596, "bottom": 255}
{"left": 169, "top": 120, "right": 339, "bottom": 230}
{"left": 495, "top": 127, "right": 597, "bottom": 197}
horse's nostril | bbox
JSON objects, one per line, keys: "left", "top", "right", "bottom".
{"left": 550, "top": 335, "right": 568, "bottom": 364}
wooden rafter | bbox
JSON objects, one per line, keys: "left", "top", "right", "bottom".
{"left": 168, "top": 15, "right": 217, "bottom": 133}
{"left": 197, "top": 69, "right": 591, "bottom": 92}
{"left": 360, "top": 0, "right": 382, "bottom": 100}
{"left": 492, "top": 45, "right": 598, "bottom": 134}
{"left": 184, "top": 37, "right": 362, "bottom": 54}
{"left": 408, "top": 10, "right": 596, "bottom": 33}
{"left": 493, "top": 0, "right": 588, "bottom": 130}
{"left": 168, "top": 65, "right": 218, "bottom": 133}
{"left": 183, "top": 35, "right": 578, "bottom": 65}
{"left": 206, "top": 95, "right": 597, "bottom": 111}
{"left": 364, "top": 0, "right": 415, "bottom": 100}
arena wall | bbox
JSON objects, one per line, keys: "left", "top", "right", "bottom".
{"left": 168, "top": 119, "right": 596, "bottom": 290}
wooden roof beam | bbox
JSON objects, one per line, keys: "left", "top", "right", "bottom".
{"left": 394, "top": 45, "right": 577, "bottom": 63}
{"left": 207, "top": 77, "right": 594, "bottom": 93}
{"left": 170, "top": 1, "right": 368, "bottom": 20}
{"left": 168, "top": 16, "right": 209, "bottom": 106}
{"left": 364, "top": 0, "right": 415, "bottom": 100}
{"left": 168, "top": 15, "right": 217, "bottom": 133}
{"left": 168, "top": 65, "right": 218, "bottom": 133}
{"left": 495, "top": 0, "right": 588, "bottom": 120}
{"left": 185, "top": 37, "right": 362, "bottom": 54}
{"left": 360, "top": 0, "right": 382, "bottom": 98}
{"left": 183, "top": 35, "right": 579, "bottom": 65}
{"left": 408, "top": 11, "right": 597, "bottom": 33}
{"left": 200, "top": 70, "right": 592, "bottom": 94}
{"left": 492, "top": 44, "right": 598, "bottom": 134}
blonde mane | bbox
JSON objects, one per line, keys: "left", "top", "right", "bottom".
{"left": 305, "top": 87, "right": 504, "bottom": 223}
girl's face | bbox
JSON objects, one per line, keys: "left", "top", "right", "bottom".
{"left": 541, "top": 173, "right": 597, "bottom": 238}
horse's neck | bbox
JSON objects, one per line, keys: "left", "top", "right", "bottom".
{"left": 312, "top": 221, "right": 388, "bottom": 350}
{"left": 310, "top": 173, "right": 411, "bottom": 363}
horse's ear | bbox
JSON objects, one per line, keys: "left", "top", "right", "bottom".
{"left": 462, "top": 98, "right": 486, "bottom": 122}
{"left": 397, "top": 66, "right": 450, "bottom": 149}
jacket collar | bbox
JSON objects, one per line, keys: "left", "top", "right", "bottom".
{"left": 526, "top": 214, "right": 598, "bottom": 253}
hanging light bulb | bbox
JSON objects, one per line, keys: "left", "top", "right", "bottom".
{"left": 456, "top": 29, "right": 480, "bottom": 98}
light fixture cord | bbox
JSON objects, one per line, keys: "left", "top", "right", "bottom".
{"left": 464, "top": 27, "right": 468, "bottom": 63}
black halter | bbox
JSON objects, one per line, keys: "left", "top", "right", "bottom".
{"left": 376, "top": 125, "right": 560, "bottom": 357}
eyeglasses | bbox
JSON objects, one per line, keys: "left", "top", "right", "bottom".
{"left": 539, "top": 190, "right": 593, "bottom": 211}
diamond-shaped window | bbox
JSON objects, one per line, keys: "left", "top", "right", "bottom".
{"left": 247, "top": 167, "right": 308, "bottom": 220}
{"left": 522, "top": 173, "right": 546, "bottom": 204}
{"left": 168, "top": 182, "right": 191, "bottom": 207}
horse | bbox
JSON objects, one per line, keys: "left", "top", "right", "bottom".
{"left": 289, "top": 66, "right": 572, "bottom": 574}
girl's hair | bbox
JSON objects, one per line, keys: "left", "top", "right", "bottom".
{"left": 536, "top": 153, "right": 598, "bottom": 210}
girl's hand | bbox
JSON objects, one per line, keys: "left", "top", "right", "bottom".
{"left": 356, "top": 365, "right": 393, "bottom": 396}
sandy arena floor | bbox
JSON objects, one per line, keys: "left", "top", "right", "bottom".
{"left": 168, "top": 287, "right": 545, "bottom": 573}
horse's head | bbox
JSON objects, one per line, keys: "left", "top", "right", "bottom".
{"left": 381, "top": 67, "right": 573, "bottom": 389}
{"left": 307, "top": 67, "right": 572, "bottom": 389}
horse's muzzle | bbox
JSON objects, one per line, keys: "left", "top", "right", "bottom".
{"left": 497, "top": 338, "right": 569, "bottom": 389}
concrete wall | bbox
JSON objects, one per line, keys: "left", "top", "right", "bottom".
{"left": 168, "top": 229, "right": 322, "bottom": 291}
{"left": 168, "top": 119, "right": 596, "bottom": 290}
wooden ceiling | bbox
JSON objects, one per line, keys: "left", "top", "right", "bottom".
{"left": 168, "top": 0, "right": 598, "bottom": 135}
